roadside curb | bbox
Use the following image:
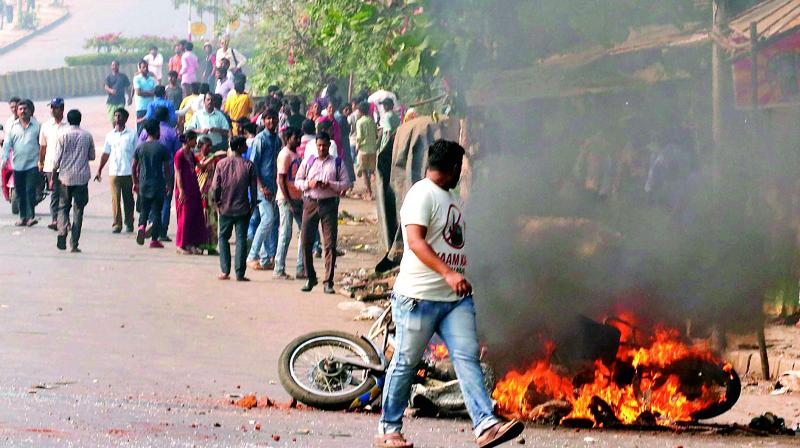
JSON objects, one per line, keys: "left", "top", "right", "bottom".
{"left": 0, "top": 8, "right": 71, "bottom": 56}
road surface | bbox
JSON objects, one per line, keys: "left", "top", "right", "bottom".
{"left": 0, "top": 0, "right": 188, "bottom": 73}
{"left": 0, "top": 97, "right": 798, "bottom": 446}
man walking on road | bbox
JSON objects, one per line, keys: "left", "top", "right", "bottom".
{"left": 246, "top": 108, "right": 280, "bottom": 271}
{"left": 39, "top": 97, "right": 67, "bottom": 230}
{"left": 212, "top": 136, "right": 257, "bottom": 282}
{"left": 104, "top": 60, "right": 130, "bottom": 125}
{"left": 274, "top": 126, "right": 305, "bottom": 280}
{"left": 95, "top": 108, "right": 137, "bottom": 234}
{"left": 375, "top": 140, "right": 523, "bottom": 448}
{"left": 295, "top": 131, "right": 352, "bottom": 293}
{"left": 138, "top": 107, "right": 180, "bottom": 242}
{"left": 1, "top": 99, "right": 41, "bottom": 227}
{"left": 52, "top": 110, "right": 95, "bottom": 253}
{"left": 179, "top": 41, "right": 199, "bottom": 97}
{"left": 133, "top": 120, "right": 171, "bottom": 249}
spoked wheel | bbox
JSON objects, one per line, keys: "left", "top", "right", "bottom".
{"left": 278, "top": 331, "right": 381, "bottom": 410}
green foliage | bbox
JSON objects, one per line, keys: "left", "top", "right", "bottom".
{"left": 64, "top": 53, "right": 142, "bottom": 67}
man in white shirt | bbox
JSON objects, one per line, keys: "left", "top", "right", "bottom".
{"left": 38, "top": 97, "right": 68, "bottom": 230}
{"left": 302, "top": 120, "right": 338, "bottom": 161}
{"left": 214, "top": 66, "right": 235, "bottom": 101}
{"left": 376, "top": 140, "right": 523, "bottom": 448}
{"left": 143, "top": 46, "right": 164, "bottom": 84}
{"left": 94, "top": 108, "right": 137, "bottom": 233}
{"left": 215, "top": 35, "right": 247, "bottom": 73}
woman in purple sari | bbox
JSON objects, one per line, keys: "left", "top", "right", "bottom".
{"left": 174, "top": 131, "right": 207, "bottom": 254}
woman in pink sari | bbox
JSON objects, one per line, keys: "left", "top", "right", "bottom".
{"left": 174, "top": 131, "right": 207, "bottom": 254}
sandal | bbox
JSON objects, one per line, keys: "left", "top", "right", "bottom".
{"left": 374, "top": 433, "right": 413, "bottom": 448}
{"left": 218, "top": 274, "right": 230, "bottom": 281}
{"left": 476, "top": 420, "right": 524, "bottom": 448}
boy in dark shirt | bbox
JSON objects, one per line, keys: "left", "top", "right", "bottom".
{"left": 132, "top": 120, "right": 172, "bottom": 248}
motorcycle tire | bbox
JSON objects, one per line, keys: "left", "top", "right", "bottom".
{"left": 278, "top": 330, "right": 381, "bottom": 411}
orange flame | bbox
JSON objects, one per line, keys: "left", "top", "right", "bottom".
{"left": 493, "top": 323, "right": 728, "bottom": 426}
{"left": 426, "top": 343, "right": 450, "bottom": 363}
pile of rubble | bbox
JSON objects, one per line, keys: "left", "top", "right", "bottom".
{"left": 337, "top": 267, "right": 398, "bottom": 302}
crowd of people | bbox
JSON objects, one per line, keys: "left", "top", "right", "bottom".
{"left": 0, "top": 37, "right": 405, "bottom": 293}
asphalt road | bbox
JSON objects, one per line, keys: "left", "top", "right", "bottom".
{"left": 0, "top": 0, "right": 189, "bottom": 73}
{"left": 0, "top": 98, "right": 798, "bottom": 446}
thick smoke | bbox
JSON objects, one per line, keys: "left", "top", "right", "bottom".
{"left": 465, "top": 94, "right": 796, "bottom": 369}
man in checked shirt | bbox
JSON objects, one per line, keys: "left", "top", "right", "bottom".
{"left": 52, "top": 109, "right": 95, "bottom": 253}
{"left": 295, "top": 131, "right": 352, "bottom": 294}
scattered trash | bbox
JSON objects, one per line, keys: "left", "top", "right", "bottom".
{"left": 271, "top": 434, "right": 281, "bottom": 441}
{"left": 206, "top": 315, "right": 215, "bottom": 320}
{"left": 516, "top": 436, "right": 526, "bottom": 444}
{"left": 337, "top": 267, "right": 398, "bottom": 301}
{"left": 583, "top": 436, "right": 596, "bottom": 443}
{"left": 296, "top": 428, "right": 311, "bottom": 435}
{"left": 255, "top": 423, "right": 261, "bottom": 431}
{"left": 213, "top": 422, "right": 221, "bottom": 428}
{"left": 354, "top": 306, "right": 385, "bottom": 321}
{"left": 337, "top": 301, "right": 366, "bottom": 312}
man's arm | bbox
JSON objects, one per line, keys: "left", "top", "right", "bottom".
{"left": 294, "top": 159, "right": 311, "bottom": 191}
{"left": 88, "top": 136, "right": 96, "bottom": 161}
{"left": 248, "top": 163, "right": 258, "bottom": 212}
{"left": 328, "top": 161, "right": 352, "bottom": 193}
{"left": 95, "top": 152, "right": 109, "bottom": 181}
{"left": 1, "top": 133, "right": 11, "bottom": 166}
{"left": 406, "top": 224, "right": 472, "bottom": 297}
{"left": 131, "top": 157, "right": 139, "bottom": 193}
{"left": 38, "top": 134, "right": 47, "bottom": 170}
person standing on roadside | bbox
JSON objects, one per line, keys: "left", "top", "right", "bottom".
{"left": 274, "top": 126, "right": 305, "bottom": 280}
{"left": 179, "top": 41, "right": 199, "bottom": 97}
{"left": 201, "top": 42, "right": 216, "bottom": 88}
{"left": 186, "top": 93, "right": 230, "bottom": 152}
{"left": 212, "top": 136, "right": 257, "bottom": 281}
{"left": 130, "top": 60, "right": 156, "bottom": 134}
{"left": 1, "top": 99, "right": 41, "bottom": 227}
{"left": 246, "top": 108, "right": 281, "bottom": 272}
{"left": 295, "top": 131, "right": 352, "bottom": 293}
{"left": 355, "top": 101, "right": 378, "bottom": 200}
{"left": 196, "top": 136, "right": 222, "bottom": 255}
{"left": 143, "top": 46, "right": 164, "bottom": 84}
{"left": 52, "top": 110, "right": 95, "bottom": 253}
{"left": 95, "top": 108, "right": 137, "bottom": 234}
{"left": 104, "top": 60, "right": 130, "bottom": 125}
{"left": 222, "top": 76, "right": 253, "bottom": 136}
{"left": 39, "top": 97, "right": 67, "bottom": 230}
{"left": 215, "top": 35, "right": 246, "bottom": 74}
{"left": 165, "top": 70, "right": 184, "bottom": 111}
{"left": 168, "top": 42, "right": 184, "bottom": 76}
{"left": 376, "top": 140, "right": 523, "bottom": 448}
{"left": 173, "top": 131, "right": 207, "bottom": 255}
{"left": 214, "top": 66, "right": 235, "bottom": 102}
{"left": 132, "top": 120, "right": 171, "bottom": 249}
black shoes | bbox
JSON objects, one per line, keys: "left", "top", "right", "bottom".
{"left": 323, "top": 282, "right": 335, "bottom": 294}
{"left": 301, "top": 278, "right": 318, "bottom": 292}
{"left": 56, "top": 235, "right": 66, "bottom": 251}
{"left": 112, "top": 227, "right": 122, "bottom": 234}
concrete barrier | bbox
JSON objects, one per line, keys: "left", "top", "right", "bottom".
{"left": 0, "top": 63, "right": 138, "bottom": 101}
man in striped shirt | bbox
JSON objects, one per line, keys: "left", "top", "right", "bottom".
{"left": 52, "top": 109, "right": 95, "bottom": 252}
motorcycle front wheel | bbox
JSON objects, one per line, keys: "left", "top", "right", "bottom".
{"left": 278, "top": 330, "right": 381, "bottom": 411}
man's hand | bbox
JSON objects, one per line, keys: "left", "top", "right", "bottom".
{"left": 444, "top": 271, "right": 472, "bottom": 297}
{"left": 93, "top": 173, "right": 102, "bottom": 182}
{"left": 133, "top": 183, "right": 139, "bottom": 194}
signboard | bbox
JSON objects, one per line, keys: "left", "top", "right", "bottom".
{"left": 191, "top": 22, "right": 207, "bottom": 37}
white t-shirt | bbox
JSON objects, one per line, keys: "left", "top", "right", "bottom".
{"left": 394, "top": 178, "right": 466, "bottom": 302}
{"left": 143, "top": 53, "right": 164, "bottom": 81}
{"left": 39, "top": 118, "right": 68, "bottom": 173}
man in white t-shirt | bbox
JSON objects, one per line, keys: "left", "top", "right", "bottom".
{"left": 94, "top": 108, "right": 137, "bottom": 233}
{"left": 38, "top": 97, "right": 68, "bottom": 230}
{"left": 143, "top": 46, "right": 164, "bottom": 84}
{"left": 376, "top": 140, "right": 523, "bottom": 448}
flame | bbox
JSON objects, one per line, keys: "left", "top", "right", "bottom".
{"left": 425, "top": 343, "right": 450, "bottom": 363}
{"left": 493, "top": 322, "right": 730, "bottom": 427}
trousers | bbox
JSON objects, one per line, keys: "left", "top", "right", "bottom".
{"left": 300, "top": 197, "right": 338, "bottom": 284}
{"left": 57, "top": 183, "right": 89, "bottom": 248}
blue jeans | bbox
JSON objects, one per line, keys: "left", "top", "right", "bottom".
{"left": 149, "top": 187, "right": 172, "bottom": 238}
{"left": 380, "top": 293, "right": 500, "bottom": 437}
{"left": 247, "top": 199, "right": 277, "bottom": 266}
{"left": 248, "top": 202, "right": 279, "bottom": 258}
{"left": 275, "top": 200, "right": 304, "bottom": 275}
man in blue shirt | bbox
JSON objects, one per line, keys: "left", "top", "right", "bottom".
{"left": 1, "top": 99, "right": 42, "bottom": 226}
{"left": 131, "top": 60, "right": 157, "bottom": 135}
{"left": 143, "top": 85, "right": 177, "bottom": 127}
{"left": 247, "top": 108, "right": 281, "bottom": 270}
{"left": 138, "top": 107, "right": 180, "bottom": 241}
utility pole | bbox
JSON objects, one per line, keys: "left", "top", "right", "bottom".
{"left": 711, "top": 0, "right": 728, "bottom": 185}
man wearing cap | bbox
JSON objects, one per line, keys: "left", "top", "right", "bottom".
{"left": 39, "top": 97, "right": 68, "bottom": 230}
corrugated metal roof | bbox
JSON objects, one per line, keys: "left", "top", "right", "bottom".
{"left": 729, "top": 0, "right": 800, "bottom": 42}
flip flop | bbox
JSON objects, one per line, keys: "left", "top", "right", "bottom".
{"left": 477, "top": 420, "right": 524, "bottom": 448}
{"left": 374, "top": 433, "right": 413, "bottom": 448}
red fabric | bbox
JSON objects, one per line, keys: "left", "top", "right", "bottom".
{"left": 174, "top": 150, "right": 207, "bottom": 248}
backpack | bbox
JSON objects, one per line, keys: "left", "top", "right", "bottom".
{"left": 307, "top": 154, "right": 342, "bottom": 181}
